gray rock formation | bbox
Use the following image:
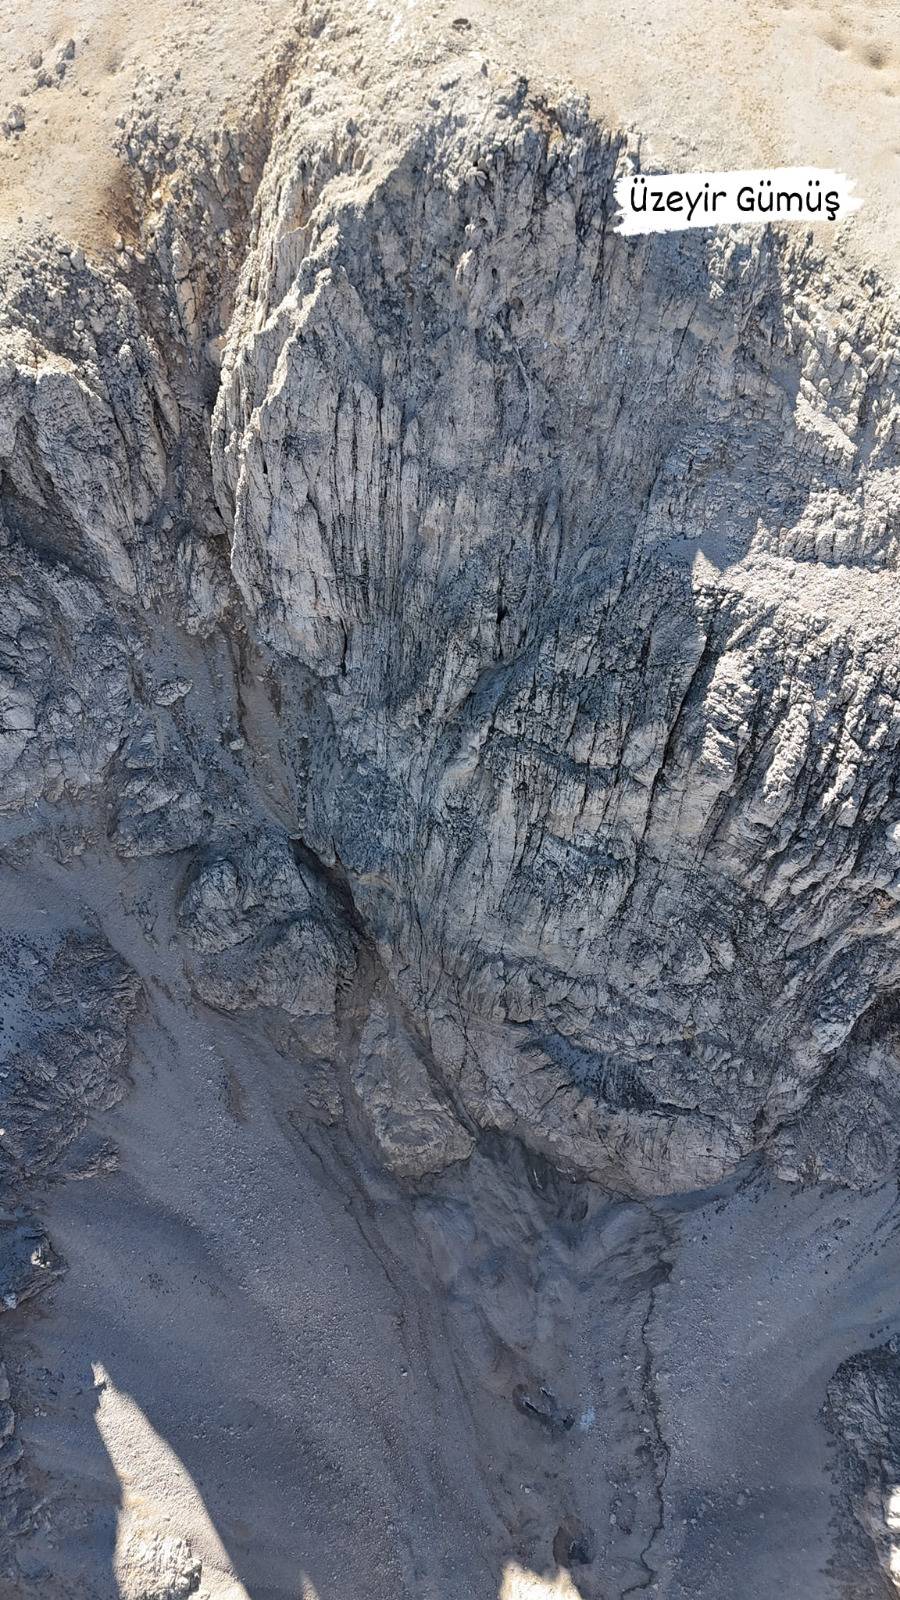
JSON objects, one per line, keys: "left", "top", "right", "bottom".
{"left": 827, "top": 1347, "right": 900, "bottom": 1594}
{"left": 212, "top": 50, "right": 900, "bottom": 1197}
{"left": 0, "top": 9, "right": 898, "bottom": 1597}
{"left": 351, "top": 1000, "right": 475, "bottom": 1179}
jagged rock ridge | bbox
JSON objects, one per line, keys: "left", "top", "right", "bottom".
{"left": 213, "top": 53, "right": 900, "bottom": 1195}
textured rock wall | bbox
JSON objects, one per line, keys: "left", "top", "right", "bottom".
{"left": 0, "top": 37, "right": 899, "bottom": 1204}
{"left": 2, "top": 30, "right": 900, "bottom": 1591}
{"left": 827, "top": 1347, "right": 900, "bottom": 1593}
{"left": 2, "top": 44, "right": 900, "bottom": 1198}
{"left": 212, "top": 53, "right": 900, "bottom": 1195}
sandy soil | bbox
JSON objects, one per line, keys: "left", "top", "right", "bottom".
{"left": 1, "top": 838, "right": 898, "bottom": 1599}
{"left": 462, "top": 0, "right": 900, "bottom": 281}
{"left": 0, "top": 0, "right": 898, "bottom": 279}
{"left": 0, "top": 0, "right": 295, "bottom": 249}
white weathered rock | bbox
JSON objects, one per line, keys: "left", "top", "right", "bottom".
{"left": 213, "top": 54, "right": 900, "bottom": 1194}
{"left": 153, "top": 677, "right": 193, "bottom": 707}
{"left": 351, "top": 1001, "right": 474, "bottom": 1179}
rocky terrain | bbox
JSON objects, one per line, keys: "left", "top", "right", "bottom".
{"left": 0, "top": 0, "right": 899, "bottom": 1596}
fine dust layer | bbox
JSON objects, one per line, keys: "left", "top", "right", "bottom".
{"left": 0, "top": 1, "right": 899, "bottom": 1597}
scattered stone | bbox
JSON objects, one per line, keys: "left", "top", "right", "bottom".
{"left": 351, "top": 1001, "right": 474, "bottom": 1180}
{"left": 513, "top": 1383, "right": 576, "bottom": 1435}
{"left": 153, "top": 677, "right": 193, "bottom": 707}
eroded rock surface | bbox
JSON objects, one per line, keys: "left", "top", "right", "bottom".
{"left": 0, "top": 6, "right": 898, "bottom": 1597}
{"left": 212, "top": 48, "right": 900, "bottom": 1197}
{"left": 827, "top": 1347, "right": 900, "bottom": 1594}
